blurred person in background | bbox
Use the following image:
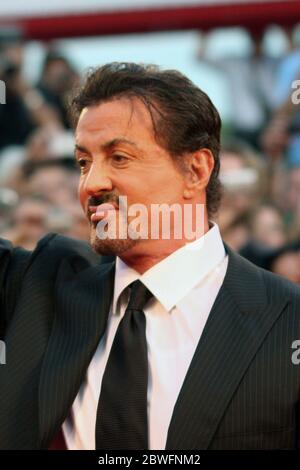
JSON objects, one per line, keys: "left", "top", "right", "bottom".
{"left": 1, "top": 197, "right": 50, "bottom": 250}
{"left": 239, "top": 203, "right": 288, "bottom": 267}
{"left": 1, "top": 195, "right": 89, "bottom": 250}
{"left": 249, "top": 203, "right": 287, "bottom": 249}
{"left": 0, "top": 33, "right": 35, "bottom": 150}
{"left": 0, "top": 33, "right": 62, "bottom": 152}
{"left": 197, "top": 26, "right": 283, "bottom": 149}
{"left": 261, "top": 97, "right": 300, "bottom": 168}
{"left": 0, "top": 127, "right": 77, "bottom": 192}
{"left": 217, "top": 139, "right": 267, "bottom": 250}
{"left": 261, "top": 25, "right": 300, "bottom": 168}
{"left": 61, "top": 202, "right": 91, "bottom": 241}
{"left": 37, "top": 51, "right": 80, "bottom": 129}
{"left": 282, "top": 166, "right": 300, "bottom": 243}
{"left": 0, "top": 130, "right": 89, "bottom": 245}
{"left": 21, "top": 160, "right": 88, "bottom": 242}
{"left": 24, "top": 161, "right": 79, "bottom": 207}
{"left": 263, "top": 240, "right": 300, "bottom": 284}
{"left": 285, "top": 165, "right": 300, "bottom": 218}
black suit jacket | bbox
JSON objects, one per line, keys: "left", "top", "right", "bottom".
{"left": 0, "top": 233, "right": 300, "bottom": 450}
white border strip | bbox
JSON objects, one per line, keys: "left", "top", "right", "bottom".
{"left": 0, "top": 0, "right": 286, "bottom": 20}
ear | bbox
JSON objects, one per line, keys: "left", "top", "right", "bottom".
{"left": 183, "top": 149, "right": 215, "bottom": 199}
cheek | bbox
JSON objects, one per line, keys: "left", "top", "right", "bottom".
{"left": 78, "top": 178, "right": 86, "bottom": 209}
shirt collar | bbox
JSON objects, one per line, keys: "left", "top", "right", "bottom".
{"left": 112, "top": 223, "right": 226, "bottom": 314}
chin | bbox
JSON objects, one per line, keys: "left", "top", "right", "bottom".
{"left": 90, "top": 229, "right": 138, "bottom": 257}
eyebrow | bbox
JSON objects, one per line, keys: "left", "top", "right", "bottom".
{"left": 74, "top": 138, "right": 141, "bottom": 155}
{"left": 102, "top": 138, "right": 140, "bottom": 151}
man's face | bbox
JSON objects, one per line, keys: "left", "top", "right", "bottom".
{"left": 75, "top": 97, "right": 187, "bottom": 257}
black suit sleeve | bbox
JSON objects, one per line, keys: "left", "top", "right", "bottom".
{"left": 0, "top": 238, "right": 31, "bottom": 339}
{"left": 0, "top": 234, "right": 56, "bottom": 338}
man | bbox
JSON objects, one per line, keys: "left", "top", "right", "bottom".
{"left": 0, "top": 62, "right": 300, "bottom": 450}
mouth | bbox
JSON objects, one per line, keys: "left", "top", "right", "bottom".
{"left": 88, "top": 202, "right": 119, "bottom": 224}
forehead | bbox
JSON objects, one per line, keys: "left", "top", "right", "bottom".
{"left": 75, "top": 97, "right": 156, "bottom": 145}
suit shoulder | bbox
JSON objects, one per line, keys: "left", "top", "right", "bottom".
{"left": 31, "top": 232, "right": 101, "bottom": 268}
{"left": 260, "top": 265, "right": 300, "bottom": 302}
{"left": 241, "top": 255, "right": 300, "bottom": 306}
{"left": 226, "top": 248, "right": 300, "bottom": 310}
{"left": 0, "top": 237, "right": 32, "bottom": 287}
{"left": 231, "top": 247, "right": 299, "bottom": 292}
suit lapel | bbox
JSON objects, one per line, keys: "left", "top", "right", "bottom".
{"left": 166, "top": 246, "right": 290, "bottom": 450}
{"left": 38, "top": 258, "right": 115, "bottom": 448}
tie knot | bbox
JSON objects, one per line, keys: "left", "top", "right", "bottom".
{"left": 127, "top": 280, "right": 153, "bottom": 311}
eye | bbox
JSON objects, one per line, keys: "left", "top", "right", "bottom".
{"left": 77, "top": 158, "right": 89, "bottom": 172}
{"left": 111, "top": 154, "right": 129, "bottom": 165}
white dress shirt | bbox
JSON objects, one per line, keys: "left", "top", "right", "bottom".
{"left": 63, "top": 223, "right": 228, "bottom": 450}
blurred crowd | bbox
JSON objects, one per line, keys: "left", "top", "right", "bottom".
{"left": 0, "top": 31, "right": 90, "bottom": 249}
{"left": 0, "top": 26, "right": 300, "bottom": 284}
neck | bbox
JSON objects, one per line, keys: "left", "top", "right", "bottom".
{"left": 119, "top": 218, "right": 210, "bottom": 274}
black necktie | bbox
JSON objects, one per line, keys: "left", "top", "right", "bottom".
{"left": 96, "top": 279, "right": 153, "bottom": 450}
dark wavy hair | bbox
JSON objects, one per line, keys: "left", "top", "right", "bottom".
{"left": 70, "top": 62, "right": 222, "bottom": 217}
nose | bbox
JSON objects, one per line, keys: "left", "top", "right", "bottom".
{"left": 83, "top": 161, "right": 113, "bottom": 197}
